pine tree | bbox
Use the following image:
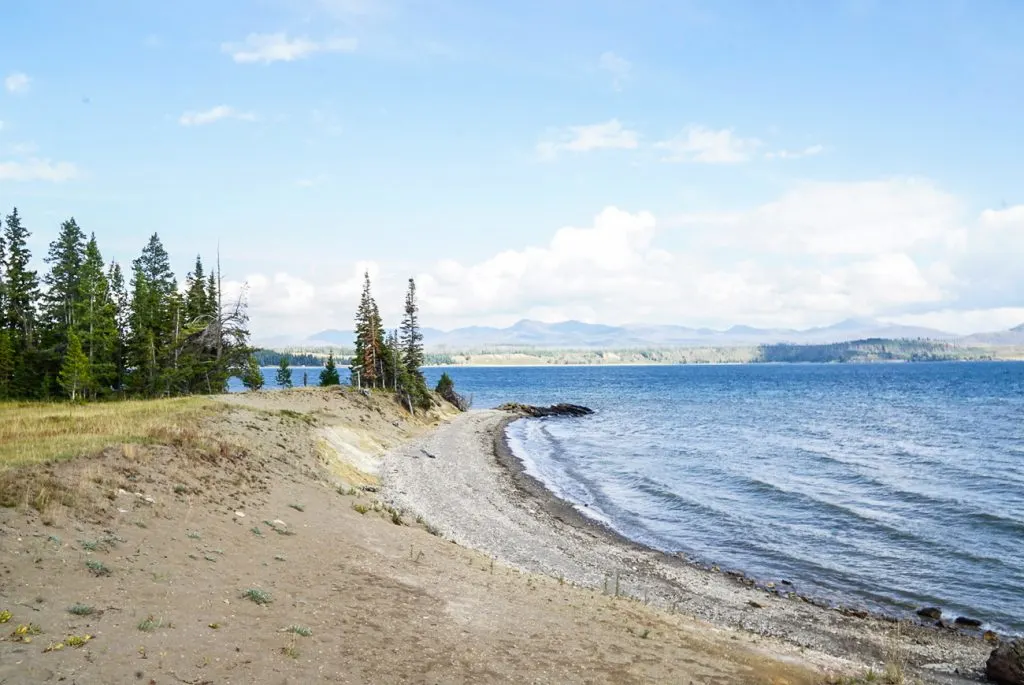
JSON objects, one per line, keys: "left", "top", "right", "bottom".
{"left": 41, "top": 217, "right": 86, "bottom": 337}
{"left": 350, "top": 272, "right": 385, "bottom": 389}
{"left": 275, "top": 355, "right": 293, "bottom": 388}
{"left": 184, "top": 256, "right": 208, "bottom": 323}
{"left": 241, "top": 354, "right": 264, "bottom": 391}
{"left": 400, "top": 278, "right": 424, "bottom": 379}
{"left": 107, "top": 260, "right": 130, "bottom": 392}
{"left": 320, "top": 352, "right": 340, "bottom": 386}
{"left": 2, "top": 208, "right": 41, "bottom": 397}
{"left": 58, "top": 330, "right": 91, "bottom": 401}
{"left": 76, "top": 235, "right": 118, "bottom": 396}
{"left": 127, "top": 264, "right": 158, "bottom": 395}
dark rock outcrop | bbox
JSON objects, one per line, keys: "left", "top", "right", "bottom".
{"left": 498, "top": 403, "right": 594, "bottom": 418}
{"left": 917, "top": 607, "right": 942, "bottom": 620}
{"left": 987, "top": 638, "right": 1024, "bottom": 685}
{"left": 954, "top": 616, "right": 983, "bottom": 628}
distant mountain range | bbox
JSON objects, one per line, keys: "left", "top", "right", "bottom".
{"left": 254, "top": 317, "right": 1024, "bottom": 350}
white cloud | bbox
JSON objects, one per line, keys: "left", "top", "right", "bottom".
{"left": 598, "top": 51, "right": 631, "bottom": 90}
{"left": 0, "top": 158, "right": 79, "bottom": 182}
{"left": 676, "top": 178, "right": 963, "bottom": 256}
{"left": 222, "top": 33, "right": 358, "bottom": 64}
{"left": 178, "top": 105, "right": 257, "bottom": 126}
{"left": 655, "top": 126, "right": 761, "bottom": 163}
{"left": 4, "top": 72, "right": 30, "bottom": 94}
{"left": 765, "top": 144, "right": 824, "bottom": 160}
{"left": 536, "top": 119, "right": 639, "bottom": 160}
{"left": 238, "top": 182, "right": 1024, "bottom": 337}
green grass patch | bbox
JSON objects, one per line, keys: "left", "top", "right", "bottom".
{"left": 242, "top": 588, "right": 271, "bottom": 605}
{"left": 67, "top": 604, "right": 95, "bottom": 616}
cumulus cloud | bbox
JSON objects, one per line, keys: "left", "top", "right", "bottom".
{"left": 536, "top": 119, "right": 639, "bottom": 160}
{"left": 0, "top": 158, "right": 79, "bottom": 182}
{"left": 178, "top": 105, "right": 256, "bottom": 126}
{"left": 222, "top": 33, "right": 357, "bottom": 64}
{"left": 4, "top": 72, "right": 30, "bottom": 94}
{"left": 598, "top": 51, "right": 631, "bottom": 90}
{"left": 237, "top": 181, "right": 1024, "bottom": 339}
{"left": 655, "top": 126, "right": 762, "bottom": 163}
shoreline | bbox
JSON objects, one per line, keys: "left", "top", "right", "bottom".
{"left": 383, "top": 409, "right": 997, "bottom": 683}
{"left": 495, "top": 414, "right": 1011, "bottom": 635}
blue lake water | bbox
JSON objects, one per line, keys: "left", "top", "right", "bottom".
{"left": 234, "top": 362, "right": 1024, "bottom": 633}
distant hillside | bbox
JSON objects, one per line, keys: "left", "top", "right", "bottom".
{"left": 253, "top": 318, "right": 1024, "bottom": 353}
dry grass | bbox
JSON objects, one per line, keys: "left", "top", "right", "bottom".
{"left": 0, "top": 397, "right": 227, "bottom": 514}
{"left": 0, "top": 397, "right": 216, "bottom": 469}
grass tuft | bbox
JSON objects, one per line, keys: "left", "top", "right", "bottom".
{"left": 85, "top": 559, "right": 110, "bottom": 576}
{"left": 67, "top": 604, "right": 95, "bottom": 616}
{"left": 137, "top": 615, "right": 164, "bottom": 632}
{"left": 352, "top": 503, "right": 369, "bottom": 515}
{"left": 284, "top": 625, "right": 313, "bottom": 637}
{"left": 242, "top": 588, "right": 272, "bottom": 605}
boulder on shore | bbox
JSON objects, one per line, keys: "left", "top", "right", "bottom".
{"left": 917, "top": 607, "right": 942, "bottom": 620}
{"left": 498, "top": 403, "right": 594, "bottom": 418}
{"left": 987, "top": 638, "right": 1024, "bottom": 685}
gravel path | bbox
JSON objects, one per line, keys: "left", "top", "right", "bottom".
{"left": 383, "top": 410, "right": 994, "bottom": 684}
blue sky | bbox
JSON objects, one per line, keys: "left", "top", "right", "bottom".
{"left": 2, "top": 0, "right": 1023, "bottom": 339}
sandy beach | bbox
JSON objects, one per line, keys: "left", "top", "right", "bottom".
{"left": 383, "top": 409, "right": 997, "bottom": 684}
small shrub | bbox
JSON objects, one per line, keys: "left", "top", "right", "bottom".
{"left": 390, "top": 510, "right": 403, "bottom": 526}
{"left": 352, "top": 503, "right": 369, "bottom": 515}
{"left": 242, "top": 588, "right": 271, "bottom": 605}
{"left": 187, "top": 531, "right": 201, "bottom": 540}
{"left": 0, "top": 609, "right": 12, "bottom": 623}
{"left": 250, "top": 526, "right": 263, "bottom": 536}
{"left": 85, "top": 560, "right": 110, "bottom": 576}
{"left": 281, "top": 643, "right": 300, "bottom": 659}
{"left": 137, "top": 615, "right": 162, "bottom": 632}
{"left": 67, "top": 604, "right": 95, "bottom": 616}
{"left": 173, "top": 484, "right": 188, "bottom": 494}
{"left": 284, "top": 625, "right": 312, "bottom": 637}
{"left": 65, "top": 634, "right": 92, "bottom": 647}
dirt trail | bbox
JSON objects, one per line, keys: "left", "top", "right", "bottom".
{"left": 2, "top": 388, "right": 823, "bottom": 684}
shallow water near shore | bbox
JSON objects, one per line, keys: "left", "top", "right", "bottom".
{"left": 419, "top": 362, "right": 1024, "bottom": 635}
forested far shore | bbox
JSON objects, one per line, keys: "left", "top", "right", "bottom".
{"left": 256, "top": 338, "right": 1019, "bottom": 367}
{"left": 0, "top": 207, "right": 251, "bottom": 400}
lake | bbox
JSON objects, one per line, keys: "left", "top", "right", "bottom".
{"left": 234, "top": 361, "right": 1024, "bottom": 633}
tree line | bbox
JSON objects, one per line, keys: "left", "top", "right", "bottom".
{"left": 0, "top": 207, "right": 251, "bottom": 400}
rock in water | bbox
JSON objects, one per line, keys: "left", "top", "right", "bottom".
{"left": 954, "top": 616, "right": 983, "bottom": 628}
{"left": 917, "top": 607, "right": 942, "bottom": 620}
{"left": 498, "top": 403, "right": 594, "bottom": 418}
{"left": 987, "top": 639, "right": 1024, "bottom": 685}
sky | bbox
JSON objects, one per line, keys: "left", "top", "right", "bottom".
{"left": 2, "top": 0, "right": 1023, "bottom": 340}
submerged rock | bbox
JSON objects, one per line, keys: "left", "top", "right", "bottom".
{"left": 498, "top": 403, "right": 595, "bottom": 418}
{"left": 917, "top": 607, "right": 943, "bottom": 620}
{"left": 986, "top": 638, "right": 1024, "bottom": 685}
{"left": 954, "top": 616, "right": 983, "bottom": 628}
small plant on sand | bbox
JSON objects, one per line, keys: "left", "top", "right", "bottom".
{"left": 288, "top": 503, "right": 305, "bottom": 512}
{"left": 80, "top": 539, "right": 101, "bottom": 552}
{"left": 0, "top": 609, "right": 12, "bottom": 623}
{"left": 85, "top": 560, "right": 110, "bottom": 576}
{"left": 137, "top": 615, "right": 164, "bottom": 632}
{"left": 352, "top": 503, "right": 370, "bottom": 515}
{"left": 68, "top": 604, "right": 95, "bottom": 616}
{"left": 883, "top": 622, "right": 908, "bottom": 684}
{"left": 187, "top": 530, "right": 201, "bottom": 540}
{"left": 173, "top": 484, "right": 188, "bottom": 494}
{"left": 242, "top": 588, "right": 272, "bottom": 605}
{"left": 9, "top": 623, "right": 42, "bottom": 642}
{"left": 390, "top": 509, "right": 403, "bottom": 526}
{"left": 281, "top": 640, "right": 300, "bottom": 659}
{"left": 283, "top": 625, "right": 312, "bottom": 637}
{"left": 250, "top": 526, "right": 263, "bottom": 536}
{"left": 274, "top": 555, "right": 287, "bottom": 562}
